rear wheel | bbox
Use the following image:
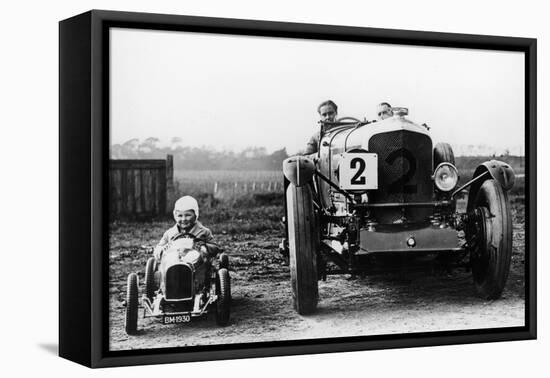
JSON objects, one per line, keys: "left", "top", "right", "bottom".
{"left": 125, "top": 273, "right": 139, "bottom": 335}
{"left": 215, "top": 268, "right": 231, "bottom": 326}
{"left": 286, "top": 183, "right": 319, "bottom": 315}
{"left": 469, "top": 179, "right": 512, "bottom": 299}
{"left": 144, "top": 257, "right": 157, "bottom": 301}
{"left": 434, "top": 142, "right": 455, "bottom": 167}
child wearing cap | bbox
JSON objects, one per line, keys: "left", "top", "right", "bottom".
{"left": 153, "top": 195, "right": 216, "bottom": 262}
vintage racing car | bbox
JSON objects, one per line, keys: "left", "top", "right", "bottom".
{"left": 281, "top": 107, "right": 515, "bottom": 314}
{"left": 125, "top": 236, "right": 231, "bottom": 334}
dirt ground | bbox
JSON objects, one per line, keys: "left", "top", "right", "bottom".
{"left": 108, "top": 199, "right": 525, "bottom": 351}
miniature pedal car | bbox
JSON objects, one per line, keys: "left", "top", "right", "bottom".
{"left": 280, "top": 107, "right": 515, "bottom": 314}
{"left": 125, "top": 236, "right": 231, "bottom": 334}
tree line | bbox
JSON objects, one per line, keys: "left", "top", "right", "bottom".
{"left": 110, "top": 138, "right": 289, "bottom": 171}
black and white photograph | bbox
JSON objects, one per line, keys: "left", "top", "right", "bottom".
{"left": 107, "top": 26, "right": 527, "bottom": 351}
{"left": 4, "top": 0, "right": 546, "bottom": 374}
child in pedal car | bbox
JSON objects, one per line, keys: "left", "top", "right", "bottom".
{"left": 153, "top": 195, "right": 218, "bottom": 265}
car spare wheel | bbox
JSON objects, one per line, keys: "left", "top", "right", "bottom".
{"left": 434, "top": 142, "right": 455, "bottom": 167}
{"left": 286, "top": 183, "right": 319, "bottom": 315}
{"left": 125, "top": 273, "right": 139, "bottom": 335}
{"left": 215, "top": 268, "right": 231, "bottom": 326}
{"left": 468, "top": 179, "right": 512, "bottom": 300}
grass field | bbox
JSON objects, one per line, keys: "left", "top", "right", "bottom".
{"left": 172, "top": 155, "right": 525, "bottom": 206}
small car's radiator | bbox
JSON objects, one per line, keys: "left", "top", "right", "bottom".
{"left": 165, "top": 264, "right": 194, "bottom": 300}
{"left": 368, "top": 130, "right": 433, "bottom": 223}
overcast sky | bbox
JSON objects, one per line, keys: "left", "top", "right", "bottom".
{"left": 110, "top": 28, "right": 525, "bottom": 156}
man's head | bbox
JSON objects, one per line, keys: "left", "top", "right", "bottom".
{"left": 377, "top": 102, "right": 393, "bottom": 120}
{"left": 317, "top": 100, "right": 338, "bottom": 123}
{"left": 173, "top": 196, "right": 199, "bottom": 231}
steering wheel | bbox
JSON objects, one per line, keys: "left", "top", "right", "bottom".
{"left": 171, "top": 232, "right": 197, "bottom": 242}
{"left": 168, "top": 232, "right": 198, "bottom": 252}
{"left": 336, "top": 116, "right": 362, "bottom": 123}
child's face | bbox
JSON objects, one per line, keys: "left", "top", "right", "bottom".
{"left": 174, "top": 209, "right": 197, "bottom": 231}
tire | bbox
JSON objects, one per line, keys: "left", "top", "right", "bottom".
{"left": 144, "top": 257, "right": 156, "bottom": 301}
{"left": 469, "top": 179, "right": 512, "bottom": 299}
{"left": 434, "top": 142, "right": 455, "bottom": 167}
{"left": 125, "top": 273, "right": 139, "bottom": 335}
{"left": 215, "top": 268, "right": 231, "bottom": 326}
{"left": 286, "top": 183, "right": 319, "bottom": 315}
{"left": 219, "top": 253, "right": 229, "bottom": 270}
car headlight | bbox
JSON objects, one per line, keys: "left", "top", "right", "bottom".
{"left": 433, "top": 163, "right": 459, "bottom": 192}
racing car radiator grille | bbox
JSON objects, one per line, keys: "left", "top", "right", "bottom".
{"left": 368, "top": 130, "right": 433, "bottom": 223}
{"left": 165, "top": 264, "right": 193, "bottom": 300}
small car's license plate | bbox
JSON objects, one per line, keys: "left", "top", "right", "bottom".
{"left": 163, "top": 314, "right": 191, "bottom": 324}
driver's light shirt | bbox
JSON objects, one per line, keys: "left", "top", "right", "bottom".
{"left": 305, "top": 125, "right": 338, "bottom": 155}
{"left": 305, "top": 130, "right": 321, "bottom": 155}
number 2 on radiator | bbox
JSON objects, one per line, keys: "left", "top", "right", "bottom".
{"left": 350, "top": 157, "right": 366, "bottom": 185}
{"left": 339, "top": 153, "right": 377, "bottom": 190}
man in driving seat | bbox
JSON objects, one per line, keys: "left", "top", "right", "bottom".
{"left": 304, "top": 99, "right": 339, "bottom": 155}
{"left": 153, "top": 195, "right": 217, "bottom": 265}
{"left": 376, "top": 102, "right": 394, "bottom": 120}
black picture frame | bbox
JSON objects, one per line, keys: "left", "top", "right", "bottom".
{"left": 59, "top": 9, "right": 537, "bottom": 368}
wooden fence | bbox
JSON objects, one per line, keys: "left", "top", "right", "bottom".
{"left": 110, "top": 155, "right": 174, "bottom": 219}
{"left": 175, "top": 179, "right": 283, "bottom": 201}
{"left": 212, "top": 180, "right": 283, "bottom": 199}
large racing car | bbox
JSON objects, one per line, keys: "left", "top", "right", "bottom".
{"left": 125, "top": 236, "right": 231, "bottom": 334}
{"left": 280, "top": 107, "right": 515, "bottom": 315}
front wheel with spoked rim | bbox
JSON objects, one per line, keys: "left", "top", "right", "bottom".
{"left": 286, "top": 183, "right": 319, "bottom": 315}
{"left": 468, "top": 179, "right": 512, "bottom": 300}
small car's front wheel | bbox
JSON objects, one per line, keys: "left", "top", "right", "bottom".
{"left": 215, "top": 268, "right": 231, "bottom": 326}
{"left": 286, "top": 183, "right": 319, "bottom": 315}
{"left": 468, "top": 179, "right": 512, "bottom": 300}
{"left": 125, "top": 273, "right": 139, "bottom": 335}
{"left": 144, "top": 257, "right": 157, "bottom": 301}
